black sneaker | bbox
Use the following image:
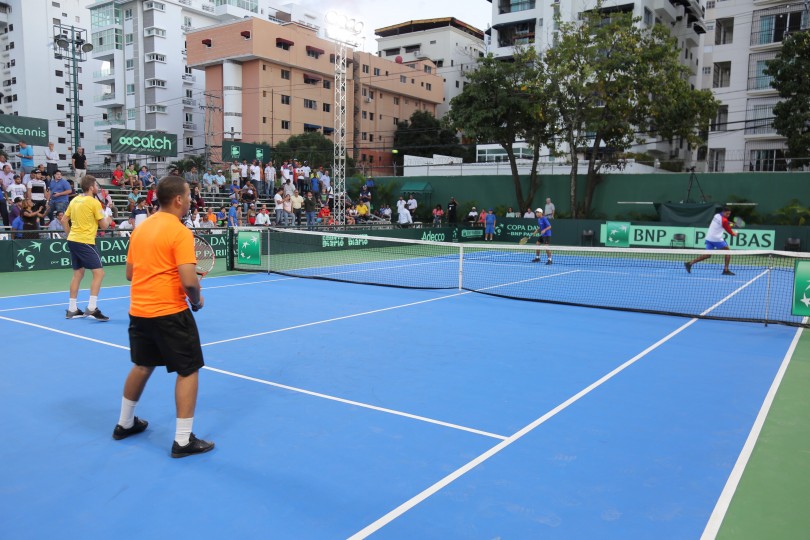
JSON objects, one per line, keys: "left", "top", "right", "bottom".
{"left": 531, "top": 257, "right": 541, "bottom": 263}
{"left": 65, "top": 308, "right": 85, "bottom": 319}
{"left": 684, "top": 262, "right": 692, "bottom": 274}
{"left": 722, "top": 269, "right": 736, "bottom": 276}
{"left": 171, "top": 433, "right": 215, "bottom": 458}
{"left": 86, "top": 308, "right": 110, "bottom": 322}
{"left": 546, "top": 260, "right": 553, "bottom": 265}
{"left": 113, "top": 417, "right": 148, "bottom": 440}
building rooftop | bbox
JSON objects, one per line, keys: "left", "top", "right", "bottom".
{"left": 375, "top": 17, "right": 485, "bottom": 41}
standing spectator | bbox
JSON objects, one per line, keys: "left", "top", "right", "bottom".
{"left": 319, "top": 169, "right": 331, "bottom": 202}
{"left": 523, "top": 207, "right": 534, "bottom": 218}
{"left": 477, "top": 209, "right": 487, "bottom": 228}
{"left": 264, "top": 161, "right": 276, "bottom": 194}
{"left": 432, "top": 204, "right": 444, "bottom": 227}
{"left": 359, "top": 184, "right": 372, "bottom": 201}
{"left": 282, "top": 178, "right": 295, "bottom": 197}
{"left": 447, "top": 197, "right": 458, "bottom": 226}
{"left": 281, "top": 193, "right": 294, "bottom": 226}
{"left": 20, "top": 199, "right": 46, "bottom": 238}
{"left": 45, "top": 142, "right": 60, "bottom": 178}
{"left": 62, "top": 175, "right": 112, "bottom": 320}
{"left": 229, "top": 160, "right": 240, "bottom": 185}
{"left": 1, "top": 163, "right": 14, "bottom": 192}
{"left": 239, "top": 160, "right": 249, "bottom": 187}
{"left": 28, "top": 170, "right": 49, "bottom": 226}
{"left": 112, "top": 175, "right": 213, "bottom": 458}
{"left": 227, "top": 201, "right": 239, "bottom": 227}
{"left": 407, "top": 194, "right": 418, "bottom": 217}
{"left": 48, "top": 170, "right": 72, "bottom": 222}
{"left": 9, "top": 197, "right": 24, "bottom": 226}
{"left": 71, "top": 147, "right": 87, "bottom": 182}
{"left": 544, "top": 197, "right": 556, "bottom": 219}
{"left": 16, "top": 140, "right": 34, "bottom": 175}
{"left": 303, "top": 192, "right": 318, "bottom": 230}
{"left": 250, "top": 160, "right": 262, "bottom": 195}
{"left": 0, "top": 175, "right": 7, "bottom": 226}
{"left": 485, "top": 209, "right": 497, "bottom": 241}
{"left": 273, "top": 188, "right": 284, "bottom": 225}
{"left": 291, "top": 189, "right": 304, "bottom": 224}
{"left": 396, "top": 195, "right": 406, "bottom": 216}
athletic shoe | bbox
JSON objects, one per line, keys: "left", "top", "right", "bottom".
{"left": 722, "top": 270, "right": 736, "bottom": 276}
{"left": 171, "top": 433, "right": 215, "bottom": 458}
{"left": 684, "top": 262, "right": 692, "bottom": 274}
{"left": 546, "top": 260, "right": 553, "bottom": 265}
{"left": 113, "top": 417, "right": 148, "bottom": 440}
{"left": 86, "top": 308, "right": 110, "bottom": 322}
{"left": 531, "top": 257, "right": 541, "bottom": 263}
{"left": 65, "top": 308, "right": 85, "bottom": 319}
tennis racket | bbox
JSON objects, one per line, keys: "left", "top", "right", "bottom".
{"left": 519, "top": 232, "right": 537, "bottom": 245}
{"left": 733, "top": 216, "right": 746, "bottom": 228}
{"left": 192, "top": 235, "right": 215, "bottom": 312}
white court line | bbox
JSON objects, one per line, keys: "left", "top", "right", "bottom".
{"left": 700, "top": 321, "right": 806, "bottom": 540}
{"left": 0, "top": 276, "right": 295, "bottom": 313}
{"left": 202, "top": 270, "right": 580, "bottom": 347}
{"left": 348, "top": 270, "right": 770, "bottom": 539}
{"left": 204, "top": 366, "right": 506, "bottom": 440}
{"left": 0, "top": 312, "right": 502, "bottom": 440}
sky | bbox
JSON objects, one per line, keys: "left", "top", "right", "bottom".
{"left": 293, "top": 0, "right": 493, "bottom": 52}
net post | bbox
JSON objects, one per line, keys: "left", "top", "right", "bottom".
{"left": 226, "top": 227, "right": 234, "bottom": 271}
{"left": 764, "top": 254, "right": 772, "bottom": 327}
{"left": 265, "top": 227, "right": 272, "bottom": 274}
{"left": 458, "top": 245, "right": 464, "bottom": 291}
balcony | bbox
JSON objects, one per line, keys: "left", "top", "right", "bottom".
{"left": 653, "top": 0, "right": 679, "bottom": 23}
{"left": 498, "top": 0, "right": 536, "bottom": 15}
{"left": 95, "top": 144, "right": 112, "bottom": 152}
{"left": 182, "top": 98, "right": 197, "bottom": 107}
{"left": 93, "top": 68, "right": 115, "bottom": 81}
{"left": 183, "top": 122, "right": 197, "bottom": 131}
{"left": 182, "top": 73, "right": 196, "bottom": 83}
{"left": 93, "top": 90, "right": 125, "bottom": 107}
{"left": 94, "top": 117, "right": 125, "bottom": 128}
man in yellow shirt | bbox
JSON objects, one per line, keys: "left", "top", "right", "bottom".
{"left": 112, "top": 175, "right": 214, "bottom": 458}
{"left": 62, "top": 175, "right": 111, "bottom": 320}
{"left": 356, "top": 200, "right": 369, "bottom": 222}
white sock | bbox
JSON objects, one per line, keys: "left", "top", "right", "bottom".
{"left": 118, "top": 397, "right": 138, "bottom": 429}
{"left": 175, "top": 417, "right": 194, "bottom": 446}
{"left": 69, "top": 298, "right": 77, "bottom": 311}
{"left": 88, "top": 295, "right": 98, "bottom": 311}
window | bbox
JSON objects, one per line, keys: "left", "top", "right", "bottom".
{"left": 91, "top": 28, "right": 123, "bottom": 52}
{"left": 277, "top": 41, "right": 290, "bottom": 51}
{"left": 424, "top": 65, "right": 432, "bottom": 74}
{"left": 183, "top": 16, "right": 192, "bottom": 29}
{"left": 186, "top": 89, "right": 193, "bottom": 98}
{"left": 128, "top": 109, "right": 136, "bottom": 120}
{"left": 185, "top": 113, "right": 194, "bottom": 123}
{"left": 710, "top": 105, "right": 728, "bottom": 132}
{"left": 323, "top": 80, "right": 331, "bottom": 89}
{"left": 146, "top": 53, "right": 166, "bottom": 63}
{"left": 262, "top": 117, "right": 266, "bottom": 124}
{"left": 362, "top": 64, "right": 369, "bottom": 74}
{"left": 362, "top": 111, "right": 367, "bottom": 119}
{"left": 745, "top": 98, "right": 779, "bottom": 135}
{"left": 56, "top": 104, "right": 65, "bottom": 111}
{"left": 56, "top": 87, "right": 64, "bottom": 94}
{"left": 124, "top": 8, "right": 132, "bottom": 20}
{"left": 126, "top": 84, "right": 135, "bottom": 95}
{"left": 404, "top": 44, "right": 420, "bottom": 53}
{"left": 146, "top": 79, "right": 166, "bottom": 88}
{"left": 307, "top": 49, "right": 320, "bottom": 59}
{"left": 303, "top": 75, "right": 320, "bottom": 85}
{"left": 186, "top": 137, "right": 194, "bottom": 148}
{"left": 281, "top": 120, "right": 290, "bottom": 130}
{"left": 144, "top": 27, "right": 166, "bottom": 38}
{"left": 373, "top": 68, "right": 380, "bottom": 76}
{"left": 426, "top": 83, "right": 432, "bottom": 91}
{"left": 362, "top": 132, "right": 367, "bottom": 141}
{"left": 708, "top": 149, "right": 725, "bottom": 172}
{"left": 125, "top": 33, "right": 133, "bottom": 45}
{"left": 400, "top": 76, "right": 407, "bottom": 83}
{"left": 58, "top": 138, "right": 66, "bottom": 144}
{"left": 393, "top": 97, "right": 400, "bottom": 105}
{"left": 715, "top": 18, "right": 734, "bottom": 45}
{"left": 712, "top": 62, "right": 731, "bottom": 88}
{"left": 143, "top": 1, "right": 165, "bottom": 12}
{"left": 369, "top": 134, "right": 374, "bottom": 142}
{"left": 643, "top": 7, "right": 653, "bottom": 26}
{"left": 748, "top": 147, "right": 787, "bottom": 172}
{"left": 281, "top": 69, "right": 290, "bottom": 80}
{"left": 57, "top": 121, "right": 65, "bottom": 127}
{"left": 55, "top": 70, "right": 63, "bottom": 77}
{"left": 281, "top": 95, "right": 291, "bottom": 105}
{"left": 214, "top": 0, "right": 258, "bottom": 14}
{"left": 384, "top": 48, "right": 400, "bottom": 56}
{"left": 304, "top": 99, "right": 317, "bottom": 110}
{"left": 393, "top": 117, "right": 399, "bottom": 125}
{"left": 323, "top": 103, "right": 331, "bottom": 113}
{"left": 126, "top": 59, "right": 134, "bottom": 70}
{"left": 748, "top": 52, "right": 778, "bottom": 90}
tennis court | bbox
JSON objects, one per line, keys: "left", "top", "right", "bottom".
{"left": 1, "top": 232, "right": 809, "bottom": 539}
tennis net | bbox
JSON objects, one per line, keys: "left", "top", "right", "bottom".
{"left": 233, "top": 228, "right": 810, "bottom": 327}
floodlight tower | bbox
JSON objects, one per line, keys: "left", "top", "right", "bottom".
{"left": 325, "top": 12, "right": 363, "bottom": 226}
{"left": 52, "top": 23, "right": 93, "bottom": 153}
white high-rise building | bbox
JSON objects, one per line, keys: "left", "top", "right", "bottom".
{"left": 375, "top": 18, "right": 486, "bottom": 118}
{"left": 0, "top": 0, "right": 103, "bottom": 170}
{"left": 703, "top": 0, "right": 806, "bottom": 173}
{"left": 87, "top": 0, "right": 319, "bottom": 170}
{"left": 487, "top": 0, "right": 707, "bottom": 168}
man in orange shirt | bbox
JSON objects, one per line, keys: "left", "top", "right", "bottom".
{"left": 112, "top": 175, "right": 214, "bottom": 458}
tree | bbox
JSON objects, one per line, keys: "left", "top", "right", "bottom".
{"left": 392, "top": 110, "right": 472, "bottom": 173}
{"left": 272, "top": 132, "right": 355, "bottom": 171}
{"left": 447, "top": 48, "right": 558, "bottom": 211}
{"left": 169, "top": 154, "right": 206, "bottom": 173}
{"left": 765, "top": 30, "right": 810, "bottom": 168}
{"left": 546, "top": 5, "right": 718, "bottom": 216}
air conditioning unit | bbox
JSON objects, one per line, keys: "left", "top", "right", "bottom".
{"left": 364, "top": 96, "right": 371, "bottom": 103}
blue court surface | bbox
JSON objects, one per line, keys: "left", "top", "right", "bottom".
{"left": 0, "top": 271, "right": 800, "bottom": 539}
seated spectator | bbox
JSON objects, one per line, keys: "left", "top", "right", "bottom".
{"left": 505, "top": 207, "right": 520, "bottom": 218}
{"left": 138, "top": 166, "right": 155, "bottom": 188}
{"left": 398, "top": 206, "right": 413, "bottom": 228}
{"left": 467, "top": 206, "right": 479, "bottom": 223}
{"left": 124, "top": 163, "right": 141, "bottom": 189}
{"left": 202, "top": 168, "right": 216, "bottom": 193}
{"left": 241, "top": 181, "right": 257, "bottom": 213}
{"left": 214, "top": 170, "right": 227, "bottom": 192}
{"left": 191, "top": 185, "right": 206, "bottom": 213}
{"left": 432, "top": 204, "right": 444, "bottom": 227}
{"left": 205, "top": 207, "right": 217, "bottom": 225}
{"left": 111, "top": 163, "right": 125, "bottom": 186}
{"left": 317, "top": 204, "right": 331, "bottom": 224}
{"left": 184, "top": 210, "right": 202, "bottom": 229}
{"left": 127, "top": 187, "right": 142, "bottom": 211}
{"left": 381, "top": 204, "right": 392, "bottom": 221}
{"left": 118, "top": 217, "right": 135, "bottom": 237}
{"left": 229, "top": 179, "right": 241, "bottom": 203}
{"left": 216, "top": 206, "right": 227, "bottom": 227}
{"left": 246, "top": 204, "right": 257, "bottom": 226}
{"left": 355, "top": 200, "right": 369, "bottom": 221}
{"left": 145, "top": 185, "right": 158, "bottom": 210}
{"left": 48, "top": 210, "right": 66, "bottom": 239}
{"left": 255, "top": 205, "right": 271, "bottom": 226}
{"left": 523, "top": 207, "right": 534, "bottom": 218}
{"left": 131, "top": 197, "right": 150, "bottom": 227}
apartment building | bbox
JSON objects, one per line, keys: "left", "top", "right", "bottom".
{"left": 487, "top": 0, "right": 707, "bottom": 168}
{"left": 704, "top": 0, "right": 805, "bottom": 173}
{"left": 375, "top": 17, "right": 486, "bottom": 117}
{"left": 186, "top": 17, "right": 444, "bottom": 174}
{"left": 0, "top": 0, "right": 103, "bottom": 169}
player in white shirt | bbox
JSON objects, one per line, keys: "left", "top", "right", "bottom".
{"left": 685, "top": 207, "right": 738, "bottom": 275}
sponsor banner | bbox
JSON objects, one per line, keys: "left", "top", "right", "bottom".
{"left": 222, "top": 141, "right": 272, "bottom": 163}
{"left": 6, "top": 231, "right": 228, "bottom": 272}
{"left": 792, "top": 260, "right": 810, "bottom": 316}
{"left": 599, "top": 224, "right": 775, "bottom": 250}
{"left": 605, "top": 221, "right": 631, "bottom": 248}
{"left": 111, "top": 128, "right": 178, "bottom": 157}
{"left": 236, "top": 230, "right": 262, "bottom": 265}
{"left": 0, "top": 115, "right": 49, "bottom": 146}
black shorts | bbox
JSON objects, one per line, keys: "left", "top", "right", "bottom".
{"left": 536, "top": 236, "right": 551, "bottom": 246}
{"left": 67, "top": 241, "right": 103, "bottom": 270}
{"left": 128, "top": 309, "right": 204, "bottom": 376}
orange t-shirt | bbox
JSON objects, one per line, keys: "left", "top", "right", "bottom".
{"left": 127, "top": 212, "right": 196, "bottom": 318}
